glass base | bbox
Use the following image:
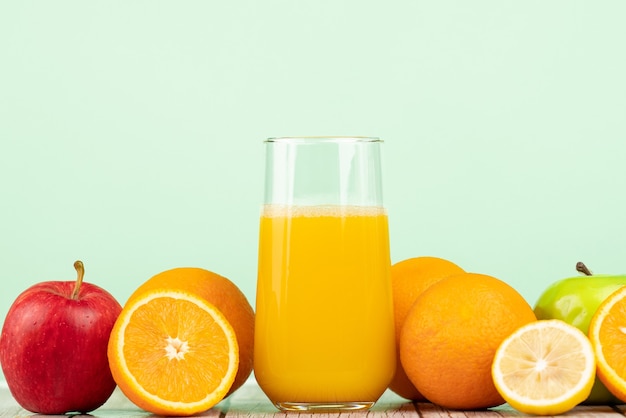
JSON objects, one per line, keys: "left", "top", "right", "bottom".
{"left": 274, "top": 401, "right": 375, "bottom": 412}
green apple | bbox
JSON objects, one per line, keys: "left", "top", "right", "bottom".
{"left": 534, "top": 262, "right": 626, "bottom": 405}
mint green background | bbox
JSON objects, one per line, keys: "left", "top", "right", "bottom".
{"left": 1, "top": 1, "right": 625, "bottom": 334}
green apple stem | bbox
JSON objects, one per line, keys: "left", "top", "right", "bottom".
{"left": 71, "top": 260, "right": 85, "bottom": 300}
{"left": 576, "top": 261, "right": 593, "bottom": 276}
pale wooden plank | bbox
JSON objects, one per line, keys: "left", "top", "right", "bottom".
{"left": 560, "top": 405, "right": 625, "bottom": 418}
{"left": 1, "top": 381, "right": 626, "bottom": 418}
{"left": 416, "top": 402, "right": 519, "bottom": 418}
{"left": 0, "top": 383, "right": 151, "bottom": 417}
{"left": 439, "top": 401, "right": 626, "bottom": 418}
{"left": 416, "top": 402, "right": 625, "bottom": 418}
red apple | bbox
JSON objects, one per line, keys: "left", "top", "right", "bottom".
{"left": 0, "top": 261, "right": 122, "bottom": 414}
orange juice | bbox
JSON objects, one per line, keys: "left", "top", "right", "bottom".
{"left": 254, "top": 204, "right": 396, "bottom": 406}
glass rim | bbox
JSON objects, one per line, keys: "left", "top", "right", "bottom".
{"left": 265, "top": 136, "right": 382, "bottom": 144}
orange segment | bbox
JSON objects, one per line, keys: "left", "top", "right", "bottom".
{"left": 589, "top": 286, "right": 626, "bottom": 402}
{"left": 108, "top": 289, "right": 239, "bottom": 416}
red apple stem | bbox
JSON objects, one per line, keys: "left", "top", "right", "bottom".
{"left": 72, "top": 260, "right": 85, "bottom": 300}
{"left": 576, "top": 261, "right": 593, "bottom": 276}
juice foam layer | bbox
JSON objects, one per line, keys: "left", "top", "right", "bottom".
{"left": 261, "top": 204, "right": 387, "bottom": 218}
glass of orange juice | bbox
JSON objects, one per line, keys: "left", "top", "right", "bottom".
{"left": 254, "top": 136, "right": 396, "bottom": 412}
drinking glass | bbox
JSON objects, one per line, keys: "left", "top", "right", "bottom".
{"left": 254, "top": 136, "right": 396, "bottom": 412}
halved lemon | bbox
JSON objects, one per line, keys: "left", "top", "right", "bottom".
{"left": 107, "top": 289, "right": 239, "bottom": 416}
{"left": 492, "top": 319, "right": 595, "bottom": 415}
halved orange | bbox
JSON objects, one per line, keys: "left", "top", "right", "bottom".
{"left": 126, "top": 267, "right": 254, "bottom": 397}
{"left": 589, "top": 286, "right": 626, "bottom": 402}
{"left": 107, "top": 289, "right": 239, "bottom": 416}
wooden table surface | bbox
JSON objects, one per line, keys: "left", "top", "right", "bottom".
{"left": 1, "top": 380, "right": 625, "bottom": 418}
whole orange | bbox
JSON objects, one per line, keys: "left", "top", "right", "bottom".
{"left": 389, "top": 256, "right": 464, "bottom": 400}
{"left": 400, "top": 272, "right": 536, "bottom": 410}
{"left": 126, "top": 267, "right": 254, "bottom": 397}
